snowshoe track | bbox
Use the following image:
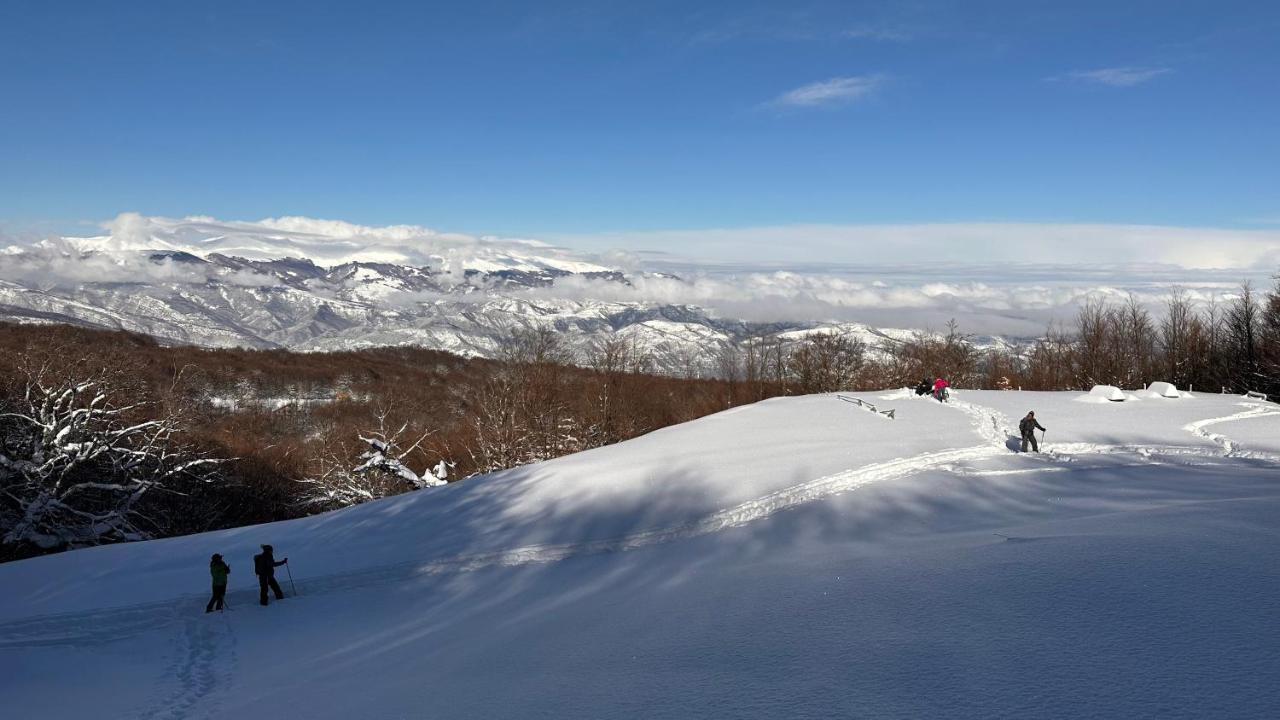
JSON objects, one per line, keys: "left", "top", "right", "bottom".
{"left": 945, "top": 393, "right": 1280, "bottom": 463}
{"left": 137, "top": 615, "right": 237, "bottom": 720}
{"left": 1182, "top": 404, "right": 1280, "bottom": 457}
{"left": 254, "top": 443, "right": 1007, "bottom": 600}
{"left": 0, "top": 442, "right": 1002, "bottom": 643}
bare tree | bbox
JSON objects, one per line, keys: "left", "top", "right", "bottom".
{"left": 462, "top": 326, "right": 584, "bottom": 472}
{"left": 739, "top": 334, "right": 790, "bottom": 395}
{"left": 1024, "top": 321, "right": 1076, "bottom": 390}
{"left": 0, "top": 367, "right": 220, "bottom": 550}
{"left": 1075, "top": 298, "right": 1116, "bottom": 386}
{"left": 741, "top": 334, "right": 775, "bottom": 400}
{"left": 716, "top": 343, "right": 743, "bottom": 393}
{"left": 981, "top": 346, "right": 1024, "bottom": 390}
{"left": 586, "top": 334, "right": 652, "bottom": 377}
{"left": 464, "top": 369, "right": 529, "bottom": 474}
{"left": 787, "top": 332, "right": 866, "bottom": 393}
{"left": 1120, "top": 294, "right": 1157, "bottom": 388}
{"left": 659, "top": 344, "right": 708, "bottom": 381}
{"left": 1225, "top": 282, "right": 1263, "bottom": 391}
{"left": 1160, "top": 288, "right": 1198, "bottom": 386}
{"left": 940, "top": 319, "right": 979, "bottom": 387}
{"left": 584, "top": 334, "right": 654, "bottom": 446}
{"left": 1263, "top": 276, "right": 1280, "bottom": 396}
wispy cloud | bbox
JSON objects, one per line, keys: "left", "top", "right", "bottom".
{"left": 770, "top": 75, "right": 885, "bottom": 108}
{"left": 843, "top": 24, "right": 913, "bottom": 42}
{"left": 1050, "top": 66, "right": 1172, "bottom": 87}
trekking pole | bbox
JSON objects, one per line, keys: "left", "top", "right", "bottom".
{"left": 286, "top": 562, "right": 298, "bottom": 597}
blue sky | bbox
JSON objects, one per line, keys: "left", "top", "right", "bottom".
{"left": 2, "top": 0, "right": 1278, "bottom": 249}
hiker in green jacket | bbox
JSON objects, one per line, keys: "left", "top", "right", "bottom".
{"left": 206, "top": 553, "right": 231, "bottom": 613}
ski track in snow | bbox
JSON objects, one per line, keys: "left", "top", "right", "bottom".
{"left": 3, "top": 395, "right": 1279, "bottom": 657}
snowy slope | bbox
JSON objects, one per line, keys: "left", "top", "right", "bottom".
{"left": 1, "top": 390, "right": 1278, "bottom": 719}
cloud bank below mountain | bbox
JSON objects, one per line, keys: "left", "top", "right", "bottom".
{"left": 3, "top": 213, "right": 1276, "bottom": 337}
{"left": 549, "top": 222, "right": 1280, "bottom": 271}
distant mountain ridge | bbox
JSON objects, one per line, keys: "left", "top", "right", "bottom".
{"left": 0, "top": 216, "right": 1014, "bottom": 372}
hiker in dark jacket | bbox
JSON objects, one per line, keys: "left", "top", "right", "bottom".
{"left": 914, "top": 378, "right": 933, "bottom": 396}
{"left": 254, "top": 544, "right": 288, "bottom": 606}
{"left": 206, "top": 554, "right": 230, "bottom": 613}
{"left": 1019, "top": 411, "right": 1046, "bottom": 452}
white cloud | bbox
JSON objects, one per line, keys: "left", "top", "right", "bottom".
{"left": 518, "top": 268, "right": 1257, "bottom": 336}
{"left": 0, "top": 236, "right": 280, "bottom": 290}
{"left": 6, "top": 214, "right": 1276, "bottom": 338}
{"left": 550, "top": 223, "right": 1280, "bottom": 271}
{"left": 1051, "top": 66, "right": 1172, "bottom": 87}
{"left": 67, "top": 213, "right": 612, "bottom": 276}
{"left": 771, "top": 75, "right": 885, "bottom": 108}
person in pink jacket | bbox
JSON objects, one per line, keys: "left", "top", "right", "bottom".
{"left": 932, "top": 377, "right": 950, "bottom": 402}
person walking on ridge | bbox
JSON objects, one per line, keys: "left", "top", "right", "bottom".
{"left": 206, "top": 553, "right": 230, "bottom": 613}
{"left": 932, "top": 377, "right": 950, "bottom": 402}
{"left": 1019, "top": 411, "right": 1046, "bottom": 452}
{"left": 254, "top": 544, "right": 288, "bottom": 606}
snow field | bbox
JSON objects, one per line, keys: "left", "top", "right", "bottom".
{"left": 1, "top": 389, "right": 1278, "bottom": 719}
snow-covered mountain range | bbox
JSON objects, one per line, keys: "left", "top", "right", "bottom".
{"left": 0, "top": 215, "right": 1013, "bottom": 369}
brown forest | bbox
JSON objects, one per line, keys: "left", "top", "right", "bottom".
{"left": 1, "top": 278, "right": 1277, "bottom": 560}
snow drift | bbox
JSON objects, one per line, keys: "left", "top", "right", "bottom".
{"left": 1146, "top": 381, "right": 1182, "bottom": 398}
{"left": 1081, "top": 384, "right": 1128, "bottom": 402}
{"left": 1, "top": 390, "right": 1279, "bottom": 719}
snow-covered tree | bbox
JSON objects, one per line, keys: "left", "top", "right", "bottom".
{"left": 0, "top": 370, "right": 220, "bottom": 550}
{"left": 298, "top": 407, "right": 447, "bottom": 508}
{"left": 352, "top": 432, "right": 446, "bottom": 490}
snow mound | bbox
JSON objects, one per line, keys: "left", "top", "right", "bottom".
{"left": 1145, "top": 381, "right": 1182, "bottom": 398}
{"left": 1077, "top": 384, "right": 1127, "bottom": 403}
